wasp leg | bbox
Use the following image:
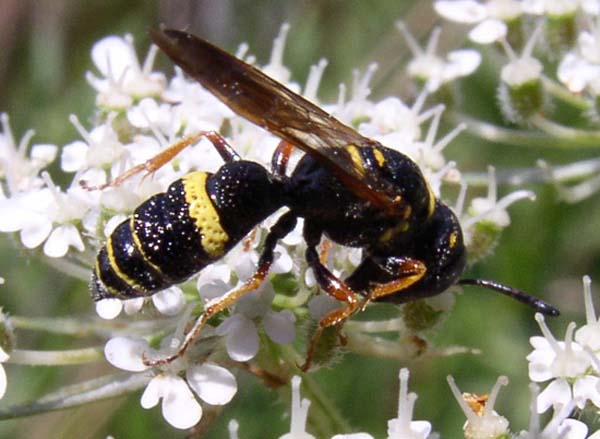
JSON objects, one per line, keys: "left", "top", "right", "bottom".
{"left": 82, "top": 131, "right": 239, "bottom": 191}
{"left": 362, "top": 258, "right": 427, "bottom": 308}
{"left": 301, "top": 226, "right": 362, "bottom": 372}
{"left": 271, "top": 140, "right": 295, "bottom": 177}
{"left": 143, "top": 211, "right": 298, "bottom": 366}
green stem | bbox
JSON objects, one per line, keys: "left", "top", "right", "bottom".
{"left": 9, "top": 315, "right": 171, "bottom": 338}
{"left": 8, "top": 347, "right": 104, "bottom": 365}
{"left": 541, "top": 76, "right": 590, "bottom": 110}
{"left": 447, "top": 111, "right": 600, "bottom": 149}
{"left": 529, "top": 113, "right": 600, "bottom": 145}
{"left": 462, "top": 156, "right": 600, "bottom": 188}
{"left": 0, "top": 372, "right": 150, "bottom": 419}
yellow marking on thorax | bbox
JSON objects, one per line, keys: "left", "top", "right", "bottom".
{"left": 106, "top": 235, "right": 144, "bottom": 291}
{"left": 182, "top": 171, "right": 229, "bottom": 258}
{"left": 345, "top": 145, "right": 365, "bottom": 176}
{"left": 449, "top": 231, "right": 458, "bottom": 249}
{"left": 379, "top": 221, "right": 410, "bottom": 243}
{"left": 373, "top": 148, "right": 386, "bottom": 167}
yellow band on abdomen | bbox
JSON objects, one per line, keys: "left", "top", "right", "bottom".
{"left": 182, "top": 172, "right": 229, "bottom": 258}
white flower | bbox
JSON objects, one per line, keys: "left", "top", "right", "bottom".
{"left": 463, "top": 166, "right": 536, "bottom": 230}
{"left": 61, "top": 114, "right": 124, "bottom": 172}
{"left": 435, "top": 0, "right": 523, "bottom": 44}
{"left": 387, "top": 368, "right": 432, "bottom": 439}
{"left": 515, "top": 383, "right": 588, "bottom": 439}
{"left": 527, "top": 313, "right": 600, "bottom": 412}
{"left": 0, "top": 172, "right": 91, "bottom": 257}
{"left": 396, "top": 22, "right": 481, "bottom": 92}
{"left": 164, "top": 72, "right": 234, "bottom": 134}
{"left": 0, "top": 113, "right": 57, "bottom": 194}
{"left": 213, "top": 281, "right": 296, "bottom": 362}
{"left": 558, "top": 21, "right": 600, "bottom": 94}
{"left": 104, "top": 336, "right": 237, "bottom": 430}
{"left": 86, "top": 34, "right": 166, "bottom": 110}
{"left": 521, "top": 0, "right": 578, "bottom": 16}
{"left": 0, "top": 346, "right": 8, "bottom": 399}
{"left": 95, "top": 285, "right": 185, "bottom": 320}
{"left": 447, "top": 375, "right": 510, "bottom": 439}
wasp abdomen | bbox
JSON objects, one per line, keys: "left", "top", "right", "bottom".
{"left": 91, "top": 162, "right": 284, "bottom": 301}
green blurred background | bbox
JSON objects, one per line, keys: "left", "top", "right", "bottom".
{"left": 1, "top": 0, "right": 599, "bottom": 437}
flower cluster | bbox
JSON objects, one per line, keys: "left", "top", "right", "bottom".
{"left": 433, "top": 0, "right": 600, "bottom": 201}
{"left": 527, "top": 276, "right": 600, "bottom": 422}
{"left": 0, "top": 19, "right": 575, "bottom": 433}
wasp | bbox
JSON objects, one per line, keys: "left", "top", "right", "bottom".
{"left": 91, "top": 28, "right": 559, "bottom": 370}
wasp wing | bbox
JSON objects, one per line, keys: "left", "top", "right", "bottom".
{"left": 150, "top": 28, "right": 399, "bottom": 212}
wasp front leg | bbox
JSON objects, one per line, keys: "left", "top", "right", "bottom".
{"left": 300, "top": 225, "right": 364, "bottom": 372}
{"left": 83, "top": 130, "right": 239, "bottom": 191}
{"left": 361, "top": 257, "right": 427, "bottom": 305}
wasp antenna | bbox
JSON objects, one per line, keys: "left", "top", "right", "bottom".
{"left": 459, "top": 279, "right": 560, "bottom": 317}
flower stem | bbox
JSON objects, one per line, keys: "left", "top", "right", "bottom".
{"left": 447, "top": 111, "right": 600, "bottom": 148}
{"left": 0, "top": 372, "right": 150, "bottom": 419}
{"left": 542, "top": 76, "right": 590, "bottom": 110}
{"left": 8, "top": 347, "right": 104, "bottom": 365}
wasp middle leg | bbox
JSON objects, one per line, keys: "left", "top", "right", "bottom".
{"left": 143, "top": 210, "right": 298, "bottom": 366}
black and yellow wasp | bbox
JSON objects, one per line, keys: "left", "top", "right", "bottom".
{"left": 91, "top": 29, "right": 558, "bottom": 369}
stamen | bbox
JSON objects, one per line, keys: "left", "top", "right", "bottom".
{"left": 304, "top": 59, "right": 328, "bottom": 102}
{"left": 395, "top": 21, "right": 423, "bottom": 56}
{"left": 269, "top": 23, "right": 291, "bottom": 68}
{"left": 583, "top": 275, "right": 596, "bottom": 325}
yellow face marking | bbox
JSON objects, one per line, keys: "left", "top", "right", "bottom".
{"left": 345, "top": 145, "right": 365, "bottom": 176}
{"left": 130, "top": 216, "right": 164, "bottom": 275}
{"left": 373, "top": 148, "right": 386, "bottom": 167}
{"left": 106, "top": 235, "right": 144, "bottom": 291}
{"left": 182, "top": 171, "right": 229, "bottom": 258}
{"left": 449, "top": 231, "right": 458, "bottom": 249}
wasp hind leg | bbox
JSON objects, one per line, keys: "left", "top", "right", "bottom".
{"left": 143, "top": 211, "right": 298, "bottom": 366}
{"left": 82, "top": 130, "right": 240, "bottom": 191}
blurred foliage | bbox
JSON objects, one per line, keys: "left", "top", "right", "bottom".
{"left": 0, "top": 0, "right": 599, "bottom": 438}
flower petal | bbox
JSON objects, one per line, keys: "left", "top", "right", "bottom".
{"left": 434, "top": 0, "right": 487, "bottom": 23}
{"left": 43, "top": 224, "right": 84, "bottom": 257}
{"left": 141, "top": 374, "right": 203, "bottom": 429}
{"left": 186, "top": 362, "right": 237, "bottom": 405}
{"left": 264, "top": 310, "right": 296, "bottom": 344}
{"left": 217, "top": 314, "right": 260, "bottom": 362}
{"left": 152, "top": 286, "right": 185, "bottom": 316}
{"left": 20, "top": 218, "right": 52, "bottom": 249}
{"left": 91, "top": 36, "right": 134, "bottom": 81}
{"left": 0, "top": 364, "right": 6, "bottom": 399}
{"left": 95, "top": 298, "right": 123, "bottom": 320}
{"left": 558, "top": 419, "right": 589, "bottom": 439}
{"left": 104, "top": 336, "right": 150, "bottom": 372}
{"left": 573, "top": 376, "right": 600, "bottom": 409}
{"left": 537, "top": 378, "right": 571, "bottom": 413}
{"left": 160, "top": 377, "right": 203, "bottom": 429}
{"left": 469, "top": 19, "right": 507, "bottom": 44}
